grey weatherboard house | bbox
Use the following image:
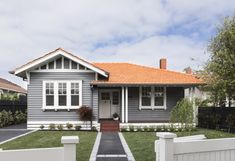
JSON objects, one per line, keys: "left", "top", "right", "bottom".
{"left": 10, "top": 48, "right": 203, "bottom": 129}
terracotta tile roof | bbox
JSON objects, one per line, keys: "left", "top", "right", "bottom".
{"left": 0, "top": 78, "right": 27, "bottom": 93}
{"left": 92, "top": 63, "right": 204, "bottom": 85}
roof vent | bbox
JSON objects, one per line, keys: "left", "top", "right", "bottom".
{"left": 159, "top": 58, "right": 167, "bottom": 69}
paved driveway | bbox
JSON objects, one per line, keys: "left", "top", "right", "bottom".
{"left": 0, "top": 123, "right": 31, "bottom": 143}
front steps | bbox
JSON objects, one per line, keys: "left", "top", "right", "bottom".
{"left": 100, "top": 120, "right": 120, "bottom": 132}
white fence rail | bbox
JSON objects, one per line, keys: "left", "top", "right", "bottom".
{"left": 0, "top": 136, "right": 79, "bottom": 161}
{"left": 155, "top": 132, "right": 235, "bottom": 161}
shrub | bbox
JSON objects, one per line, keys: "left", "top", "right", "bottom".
{"left": 14, "top": 111, "right": 27, "bottom": 124}
{"left": 75, "top": 125, "right": 82, "bottom": 131}
{"left": 129, "top": 126, "right": 134, "bottom": 132}
{"left": 66, "top": 123, "right": 73, "bottom": 130}
{"left": 77, "top": 106, "right": 93, "bottom": 128}
{"left": 0, "top": 93, "right": 19, "bottom": 101}
{"left": 49, "top": 123, "right": 56, "bottom": 130}
{"left": 170, "top": 98, "right": 194, "bottom": 126}
{"left": 0, "top": 110, "right": 26, "bottom": 127}
{"left": 91, "top": 126, "right": 97, "bottom": 131}
{"left": 40, "top": 125, "right": 44, "bottom": 130}
{"left": 57, "top": 124, "right": 64, "bottom": 130}
{"left": 120, "top": 127, "right": 128, "bottom": 132}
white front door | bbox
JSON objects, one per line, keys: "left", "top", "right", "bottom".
{"left": 99, "top": 91, "right": 111, "bottom": 118}
{"left": 99, "top": 90, "right": 120, "bottom": 119}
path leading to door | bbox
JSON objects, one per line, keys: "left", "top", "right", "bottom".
{"left": 89, "top": 132, "right": 135, "bottom": 161}
{"left": 96, "top": 132, "right": 128, "bottom": 161}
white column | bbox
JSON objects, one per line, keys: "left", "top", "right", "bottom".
{"left": 155, "top": 132, "right": 176, "bottom": 161}
{"left": 121, "top": 87, "right": 125, "bottom": 123}
{"left": 61, "top": 136, "right": 79, "bottom": 161}
{"left": 125, "top": 87, "right": 128, "bottom": 123}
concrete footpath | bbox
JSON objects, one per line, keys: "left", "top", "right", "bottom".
{"left": 95, "top": 132, "right": 132, "bottom": 161}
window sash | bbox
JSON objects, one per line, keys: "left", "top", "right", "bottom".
{"left": 43, "top": 81, "right": 82, "bottom": 109}
{"left": 139, "top": 86, "right": 166, "bottom": 109}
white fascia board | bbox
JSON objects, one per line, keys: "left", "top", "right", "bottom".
{"left": 14, "top": 50, "right": 108, "bottom": 77}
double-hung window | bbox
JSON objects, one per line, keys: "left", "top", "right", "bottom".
{"left": 45, "top": 82, "right": 54, "bottom": 106}
{"left": 43, "top": 80, "right": 82, "bottom": 110}
{"left": 140, "top": 86, "right": 166, "bottom": 109}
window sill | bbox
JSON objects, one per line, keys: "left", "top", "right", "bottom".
{"left": 139, "top": 106, "right": 166, "bottom": 110}
{"left": 42, "top": 106, "right": 81, "bottom": 112}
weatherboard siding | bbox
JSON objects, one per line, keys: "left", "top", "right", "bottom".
{"left": 128, "top": 87, "right": 184, "bottom": 122}
{"left": 27, "top": 72, "right": 98, "bottom": 122}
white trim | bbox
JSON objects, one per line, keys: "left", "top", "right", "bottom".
{"left": 26, "top": 72, "right": 30, "bottom": 84}
{"left": 42, "top": 80, "right": 82, "bottom": 110}
{"left": 14, "top": 49, "right": 108, "bottom": 77}
{"left": 125, "top": 87, "right": 128, "bottom": 123}
{"left": 139, "top": 86, "right": 167, "bottom": 110}
{"left": 89, "top": 132, "right": 102, "bottom": 161}
{"left": 121, "top": 87, "right": 125, "bottom": 123}
{"left": 118, "top": 132, "right": 136, "bottom": 161}
{"left": 30, "top": 69, "right": 94, "bottom": 73}
{"left": 96, "top": 155, "right": 127, "bottom": 157}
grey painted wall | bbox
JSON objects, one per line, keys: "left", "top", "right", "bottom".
{"left": 128, "top": 87, "right": 184, "bottom": 122}
{"left": 28, "top": 72, "right": 98, "bottom": 122}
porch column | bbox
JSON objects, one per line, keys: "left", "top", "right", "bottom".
{"left": 121, "top": 87, "right": 125, "bottom": 123}
{"left": 125, "top": 87, "right": 128, "bottom": 123}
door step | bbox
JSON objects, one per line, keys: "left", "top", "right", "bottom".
{"left": 100, "top": 120, "right": 120, "bottom": 132}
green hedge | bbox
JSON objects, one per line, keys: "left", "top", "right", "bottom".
{"left": 0, "top": 110, "right": 27, "bottom": 127}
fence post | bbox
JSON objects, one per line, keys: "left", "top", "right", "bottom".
{"left": 156, "top": 132, "right": 176, "bottom": 161}
{"left": 61, "top": 136, "right": 79, "bottom": 161}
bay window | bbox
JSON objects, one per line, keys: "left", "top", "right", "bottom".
{"left": 43, "top": 80, "right": 82, "bottom": 110}
{"left": 140, "top": 86, "right": 166, "bottom": 109}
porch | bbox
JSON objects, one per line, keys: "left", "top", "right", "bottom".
{"left": 96, "top": 86, "right": 197, "bottom": 124}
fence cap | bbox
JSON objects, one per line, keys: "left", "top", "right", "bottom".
{"left": 61, "top": 136, "right": 79, "bottom": 144}
{"left": 156, "top": 132, "right": 177, "bottom": 139}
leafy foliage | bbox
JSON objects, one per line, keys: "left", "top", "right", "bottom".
{"left": 77, "top": 106, "right": 93, "bottom": 128}
{"left": 0, "top": 93, "right": 19, "bottom": 101}
{"left": 201, "top": 14, "right": 235, "bottom": 106}
{"left": 0, "top": 110, "right": 26, "bottom": 127}
{"left": 170, "top": 98, "right": 194, "bottom": 125}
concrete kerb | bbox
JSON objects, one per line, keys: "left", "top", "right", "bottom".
{"left": 89, "top": 132, "right": 102, "bottom": 161}
{"left": 118, "top": 132, "right": 136, "bottom": 161}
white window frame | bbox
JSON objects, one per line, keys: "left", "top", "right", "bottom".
{"left": 43, "top": 80, "right": 82, "bottom": 111}
{"left": 139, "top": 86, "right": 166, "bottom": 110}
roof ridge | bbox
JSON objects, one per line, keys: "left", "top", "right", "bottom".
{"left": 124, "top": 62, "right": 198, "bottom": 78}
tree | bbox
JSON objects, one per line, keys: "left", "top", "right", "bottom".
{"left": 202, "top": 14, "right": 235, "bottom": 107}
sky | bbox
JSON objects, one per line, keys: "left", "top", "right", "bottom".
{"left": 0, "top": 0, "right": 235, "bottom": 89}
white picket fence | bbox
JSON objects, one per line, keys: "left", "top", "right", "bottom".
{"left": 155, "top": 132, "right": 235, "bottom": 161}
{"left": 0, "top": 136, "right": 79, "bottom": 161}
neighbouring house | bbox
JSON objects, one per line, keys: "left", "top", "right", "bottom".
{"left": 0, "top": 77, "right": 27, "bottom": 98}
{"left": 10, "top": 48, "right": 203, "bottom": 129}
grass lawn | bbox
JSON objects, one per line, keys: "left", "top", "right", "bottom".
{"left": 0, "top": 131, "right": 97, "bottom": 161}
{"left": 123, "top": 128, "right": 235, "bottom": 161}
